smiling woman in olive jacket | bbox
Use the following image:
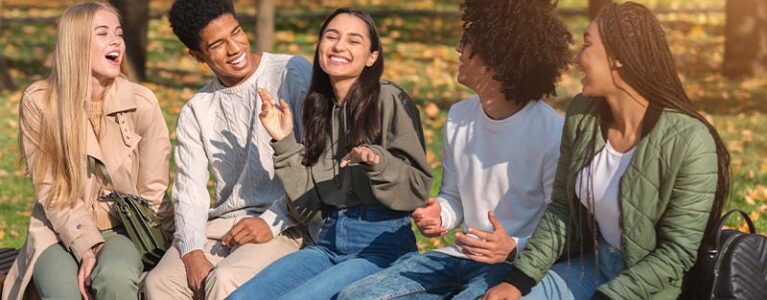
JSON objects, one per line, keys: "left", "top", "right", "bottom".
{"left": 483, "top": 2, "right": 730, "bottom": 300}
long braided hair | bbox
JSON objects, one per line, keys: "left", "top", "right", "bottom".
{"left": 596, "top": 2, "right": 730, "bottom": 240}
{"left": 569, "top": 2, "right": 731, "bottom": 263}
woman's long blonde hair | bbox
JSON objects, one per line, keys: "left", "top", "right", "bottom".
{"left": 30, "top": 2, "right": 121, "bottom": 207}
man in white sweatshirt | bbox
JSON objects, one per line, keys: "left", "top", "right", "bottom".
{"left": 338, "top": 1, "right": 572, "bottom": 299}
{"left": 144, "top": 0, "right": 311, "bottom": 299}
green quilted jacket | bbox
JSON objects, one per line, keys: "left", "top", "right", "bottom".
{"left": 505, "top": 94, "right": 719, "bottom": 299}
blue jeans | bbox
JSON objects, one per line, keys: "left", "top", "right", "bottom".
{"left": 227, "top": 206, "right": 418, "bottom": 300}
{"left": 338, "top": 251, "right": 514, "bottom": 300}
{"left": 524, "top": 240, "right": 626, "bottom": 300}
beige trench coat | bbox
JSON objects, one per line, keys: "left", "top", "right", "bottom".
{"left": 2, "top": 76, "right": 173, "bottom": 300}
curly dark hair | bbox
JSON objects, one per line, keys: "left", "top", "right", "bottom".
{"left": 461, "top": 0, "right": 572, "bottom": 104}
{"left": 168, "top": 0, "right": 236, "bottom": 51}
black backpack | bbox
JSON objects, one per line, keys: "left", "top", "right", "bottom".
{"left": 681, "top": 209, "right": 767, "bottom": 300}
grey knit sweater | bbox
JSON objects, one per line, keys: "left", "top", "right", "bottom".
{"left": 172, "top": 53, "right": 311, "bottom": 256}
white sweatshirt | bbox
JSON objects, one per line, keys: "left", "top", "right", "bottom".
{"left": 435, "top": 97, "right": 563, "bottom": 260}
{"left": 173, "top": 53, "right": 311, "bottom": 256}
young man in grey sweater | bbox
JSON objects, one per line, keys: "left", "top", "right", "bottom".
{"left": 143, "top": 1, "right": 311, "bottom": 299}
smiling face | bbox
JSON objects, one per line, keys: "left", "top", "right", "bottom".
{"left": 317, "top": 13, "right": 380, "bottom": 83}
{"left": 90, "top": 9, "right": 124, "bottom": 82}
{"left": 575, "top": 20, "right": 622, "bottom": 97}
{"left": 191, "top": 13, "right": 254, "bottom": 87}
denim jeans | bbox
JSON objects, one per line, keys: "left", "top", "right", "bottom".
{"left": 524, "top": 240, "right": 626, "bottom": 300}
{"left": 338, "top": 251, "right": 514, "bottom": 300}
{"left": 226, "top": 205, "right": 418, "bottom": 300}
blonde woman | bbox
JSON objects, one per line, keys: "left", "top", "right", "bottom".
{"left": 1, "top": 2, "right": 172, "bottom": 300}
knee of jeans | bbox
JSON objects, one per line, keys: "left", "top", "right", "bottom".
{"left": 225, "top": 287, "right": 247, "bottom": 300}
{"left": 337, "top": 284, "right": 362, "bottom": 300}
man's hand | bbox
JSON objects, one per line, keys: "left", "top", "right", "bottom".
{"left": 221, "top": 217, "right": 274, "bottom": 247}
{"left": 482, "top": 282, "right": 523, "bottom": 300}
{"left": 182, "top": 250, "right": 214, "bottom": 300}
{"left": 412, "top": 198, "right": 447, "bottom": 237}
{"left": 340, "top": 146, "right": 380, "bottom": 168}
{"left": 78, "top": 244, "right": 103, "bottom": 300}
{"left": 455, "top": 211, "right": 516, "bottom": 264}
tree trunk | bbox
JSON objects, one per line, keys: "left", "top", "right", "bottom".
{"left": 256, "top": 0, "right": 275, "bottom": 52}
{"left": 588, "top": 0, "right": 611, "bottom": 19}
{"left": 110, "top": 0, "right": 149, "bottom": 82}
{"left": 0, "top": 0, "right": 15, "bottom": 91}
{"left": 723, "top": 0, "right": 767, "bottom": 78}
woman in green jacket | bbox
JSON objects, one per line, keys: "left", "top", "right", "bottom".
{"left": 483, "top": 2, "right": 730, "bottom": 300}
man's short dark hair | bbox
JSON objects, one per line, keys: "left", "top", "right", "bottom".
{"left": 168, "top": 0, "right": 237, "bottom": 51}
{"left": 461, "top": 0, "right": 573, "bottom": 104}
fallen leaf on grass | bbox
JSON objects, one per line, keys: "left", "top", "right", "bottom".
{"left": 424, "top": 102, "right": 440, "bottom": 119}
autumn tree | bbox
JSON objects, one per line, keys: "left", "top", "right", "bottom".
{"left": 723, "top": 0, "right": 767, "bottom": 78}
{"left": 588, "top": 0, "right": 611, "bottom": 19}
{"left": 110, "top": 0, "right": 149, "bottom": 81}
{"left": 0, "top": 0, "right": 15, "bottom": 91}
{"left": 256, "top": 0, "right": 275, "bottom": 52}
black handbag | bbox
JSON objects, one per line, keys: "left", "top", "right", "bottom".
{"left": 680, "top": 209, "right": 767, "bottom": 300}
{"left": 90, "top": 157, "right": 169, "bottom": 269}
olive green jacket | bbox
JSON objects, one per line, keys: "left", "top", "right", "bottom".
{"left": 271, "top": 81, "right": 432, "bottom": 224}
{"left": 507, "top": 94, "right": 719, "bottom": 299}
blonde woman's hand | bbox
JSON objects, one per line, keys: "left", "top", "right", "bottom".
{"left": 78, "top": 244, "right": 103, "bottom": 300}
{"left": 258, "top": 88, "right": 294, "bottom": 141}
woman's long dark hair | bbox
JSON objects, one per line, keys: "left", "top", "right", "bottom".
{"left": 577, "top": 2, "right": 730, "bottom": 243}
{"left": 301, "top": 8, "right": 384, "bottom": 166}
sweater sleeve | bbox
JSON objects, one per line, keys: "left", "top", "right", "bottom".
{"left": 436, "top": 119, "right": 463, "bottom": 229}
{"left": 271, "top": 133, "right": 324, "bottom": 224}
{"left": 172, "top": 106, "right": 211, "bottom": 256}
{"left": 362, "top": 85, "right": 433, "bottom": 211}
{"left": 259, "top": 55, "right": 313, "bottom": 235}
{"left": 597, "top": 128, "right": 718, "bottom": 299}
{"left": 133, "top": 89, "right": 173, "bottom": 236}
{"left": 511, "top": 129, "right": 563, "bottom": 261}
{"left": 19, "top": 87, "right": 104, "bottom": 262}
{"left": 278, "top": 55, "right": 311, "bottom": 139}
{"left": 504, "top": 96, "right": 582, "bottom": 294}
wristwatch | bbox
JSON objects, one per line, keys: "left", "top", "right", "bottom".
{"left": 505, "top": 247, "right": 518, "bottom": 264}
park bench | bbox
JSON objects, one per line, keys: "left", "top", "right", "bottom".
{"left": 0, "top": 248, "right": 19, "bottom": 295}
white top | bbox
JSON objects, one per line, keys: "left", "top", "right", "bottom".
{"left": 435, "top": 97, "right": 563, "bottom": 259}
{"left": 173, "top": 53, "right": 312, "bottom": 256}
{"left": 575, "top": 141, "right": 636, "bottom": 250}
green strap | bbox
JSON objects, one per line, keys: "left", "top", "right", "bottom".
{"left": 88, "top": 156, "right": 115, "bottom": 192}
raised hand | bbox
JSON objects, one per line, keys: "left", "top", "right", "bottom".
{"left": 412, "top": 198, "right": 447, "bottom": 237}
{"left": 455, "top": 211, "right": 517, "bottom": 264}
{"left": 257, "top": 88, "right": 293, "bottom": 141}
{"left": 339, "top": 146, "right": 380, "bottom": 168}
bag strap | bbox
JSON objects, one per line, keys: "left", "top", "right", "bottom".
{"left": 715, "top": 209, "right": 756, "bottom": 246}
{"left": 88, "top": 156, "right": 116, "bottom": 193}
